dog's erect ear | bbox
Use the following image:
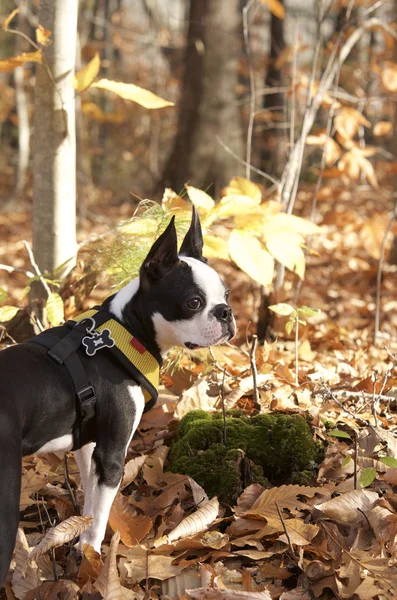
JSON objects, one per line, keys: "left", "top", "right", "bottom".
{"left": 140, "top": 216, "right": 179, "bottom": 287}
{"left": 179, "top": 205, "right": 207, "bottom": 263}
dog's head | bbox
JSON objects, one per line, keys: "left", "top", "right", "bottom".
{"left": 136, "top": 207, "right": 236, "bottom": 354}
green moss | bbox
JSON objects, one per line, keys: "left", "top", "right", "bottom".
{"left": 167, "top": 411, "right": 323, "bottom": 504}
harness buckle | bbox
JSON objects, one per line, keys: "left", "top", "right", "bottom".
{"left": 77, "top": 385, "right": 96, "bottom": 419}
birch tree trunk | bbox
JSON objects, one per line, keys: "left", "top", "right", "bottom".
{"left": 32, "top": 0, "right": 78, "bottom": 308}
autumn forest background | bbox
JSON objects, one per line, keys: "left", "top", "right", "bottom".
{"left": 1, "top": 0, "right": 397, "bottom": 599}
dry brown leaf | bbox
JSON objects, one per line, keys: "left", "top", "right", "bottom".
{"left": 381, "top": 61, "right": 397, "bottom": 91}
{"left": 142, "top": 445, "right": 169, "bottom": 487}
{"left": 155, "top": 497, "right": 219, "bottom": 546}
{"left": 11, "top": 529, "right": 40, "bottom": 600}
{"left": 373, "top": 121, "right": 392, "bottom": 136}
{"left": 28, "top": 516, "right": 93, "bottom": 562}
{"left": 35, "top": 24, "right": 51, "bottom": 47}
{"left": 120, "top": 455, "right": 147, "bottom": 490}
{"left": 243, "top": 485, "right": 319, "bottom": 520}
{"left": 334, "top": 107, "right": 370, "bottom": 140}
{"left": 225, "top": 374, "right": 272, "bottom": 408}
{"left": 109, "top": 493, "right": 152, "bottom": 547}
{"left": 95, "top": 531, "right": 122, "bottom": 600}
{"left": 277, "top": 518, "right": 319, "bottom": 546}
{"left": 174, "top": 378, "right": 216, "bottom": 419}
{"left": 78, "top": 544, "right": 104, "bottom": 585}
{"left": 235, "top": 484, "right": 266, "bottom": 516}
{"left": 315, "top": 489, "right": 378, "bottom": 523}
{"left": 20, "top": 469, "right": 48, "bottom": 510}
{"left": 187, "top": 589, "right": 272, "bottom": 599}
{"left": 189, "top": 477, "right": 209, "bottom": 506}
{"left": 119, "top": 547, "right": 183, "bottom": 585}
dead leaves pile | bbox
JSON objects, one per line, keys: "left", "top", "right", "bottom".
{"left": 1, "top": 181, "right": 397, "bottom": 600}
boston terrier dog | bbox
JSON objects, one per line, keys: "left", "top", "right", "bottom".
{"left": 0, "top": 208, "right": 235, "bottom": 586}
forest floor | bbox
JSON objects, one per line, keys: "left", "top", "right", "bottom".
{"left": 0, "top": 179, "right": 397, "bottom": 600}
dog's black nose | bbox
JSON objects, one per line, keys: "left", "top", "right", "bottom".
{"left": 214, "top": 303, "right": 233, "bottom": 322}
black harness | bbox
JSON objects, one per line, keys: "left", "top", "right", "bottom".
{"left": 29, "top": 309, "right": 162, "bottom": 450}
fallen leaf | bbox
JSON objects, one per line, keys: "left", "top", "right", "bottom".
{"left": 28, "top": 516, "right": 93, "bottom": 562}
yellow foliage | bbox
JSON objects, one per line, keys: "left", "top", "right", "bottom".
{"left": 74, "top": 53, "right": 101, "bottom": 92}
{"left": 223, "top": 176, "right": 262, "bottom": 202}
{"left": 91, "top": 79, "right": 174, "bottom": 109}
{"left": 228, "top": 230, "right": 274, "bottom": 287}
{"left": 0, "top": 51, "right": 42, "bottom": 72}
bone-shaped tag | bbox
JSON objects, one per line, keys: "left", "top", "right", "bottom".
{"left": 82, "top": 328, "right": 115, "bottom": 356}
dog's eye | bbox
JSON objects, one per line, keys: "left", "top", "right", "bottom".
{"left": 186, "top": 298, "right": 202, "bottom": 310}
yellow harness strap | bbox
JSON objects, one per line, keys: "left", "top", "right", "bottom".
{"left": 72, "top": 309, "right": 160, "bottom": 405}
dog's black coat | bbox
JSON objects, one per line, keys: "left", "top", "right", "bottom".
{"left": 0, "top": 209, "right": 235, "bottom": 586}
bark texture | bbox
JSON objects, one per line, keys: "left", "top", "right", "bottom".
{"left": 32, "top": 0, "right": 78, "bottom": 281}
{"left": 162, "top": 0, "right": 243, "bottom": 195}
{"left": 261, "top": 0, "right": 286, "bottom": 178}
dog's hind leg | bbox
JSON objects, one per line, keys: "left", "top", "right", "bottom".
{"left": 0, "top": 419, "right": 22, "bottom": 587}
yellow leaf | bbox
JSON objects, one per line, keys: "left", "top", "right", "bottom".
{"left": 260, "top": 0, "right": 285, "bottom": 19}
{"left": 46, "top": 292, "right": 64, "bottom": 326}
{"left": 161, "top": 188, "right": 190, "bottom": 212}
{"left": 224, "top": 176, "right": 262, "bottom": 202}
{"left": 266, "top": 230, "right": 306, "bottom": 278}
{"left": 36, "top": 24, "right": 51, "bottom": 46}
{"left": 0, "top": 305, "right": 20, "bottom": 321}
{"left": 0, "top": 51, "right": 43, "bottom": 73}
{"left": 373, "top": 121, "right": 392, "bottom": 136}
{"left": 216, "top": 195, "right": 261, "bottom": 219}
{"left": 74, "top": 53, "right": 100, "bottom": 92}
{"left": 185, "top": 185, "right": 215, "bottom": 212}
{"left": 4, "top": 7, "right": 19, "bottom": 30}
{"left": 228, "top": 230, "right": 274, "bottom": 286}
{"left": 269, "top": 303, "right": 295, "bottom": 316}
{"left": 203, "top": 234, "right": 229, "bottom": 260}
{"left": 263, "top": 213, "right": 321, "bottom": 237}
{"left": 91, "top": 78, "right": 174, "bottom": 109}
{"left": 306, "top": 132, "right": 342, "bottom": 165}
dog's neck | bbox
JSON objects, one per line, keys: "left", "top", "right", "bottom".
{"left": 104, "top": 278, "right": 165, "bottom": 358}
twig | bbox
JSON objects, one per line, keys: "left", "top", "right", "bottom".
{"left": 22, "top": 240, "right": 51, "bottom": 297}
{"left": 0, "top": 263, "right": 35, "bottom": 278}
{"left": 216, "top": 135, "right": 280, "bottom": 189}
{"left": 64, "top": 455, "right": 80, "bottom": 516}
{"left": 275, "top": 501, "right": 298, "bottom": 563}
{"left": 249, "top": 335, "right": 259, "bottom": 404}
{"left": 372, "top": 371, "right": 378, "bottom": 427}
{"left": 221, "top": 368, "right": 227, "bottom": 445}
{"left": 242, "top": 0, "right": 257, "bottom": 180}
{"left": 374, "top": 198, "right": 397, "bottom": 343}
{"left": 320, "top": 386, "right": 371, "bottom": 427}
{"left": 353, "top": 433, "right": 358, "bottom": 490}
{"left": 332, "top": 389, "right": 395, "bottom": 404}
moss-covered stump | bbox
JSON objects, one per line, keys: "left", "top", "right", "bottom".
{"left": 167, "top": 411, "right": 323, "bottom": 504}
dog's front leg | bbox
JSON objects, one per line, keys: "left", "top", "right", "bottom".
{"left": 74, "top": 442, "right": 96, "bottom": 518}
{"left": 79, "top": 386, "right": 145, "bottom": 553}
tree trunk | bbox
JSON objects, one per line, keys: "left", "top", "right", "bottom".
{"left": 261, "top": 0, "right": 286, "bottom": 178}
{"left": 162, "top": 0, "right": 243, "bottom": 196}
{"left": 31, "top": 0, "right": 78, "bottom": 311}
